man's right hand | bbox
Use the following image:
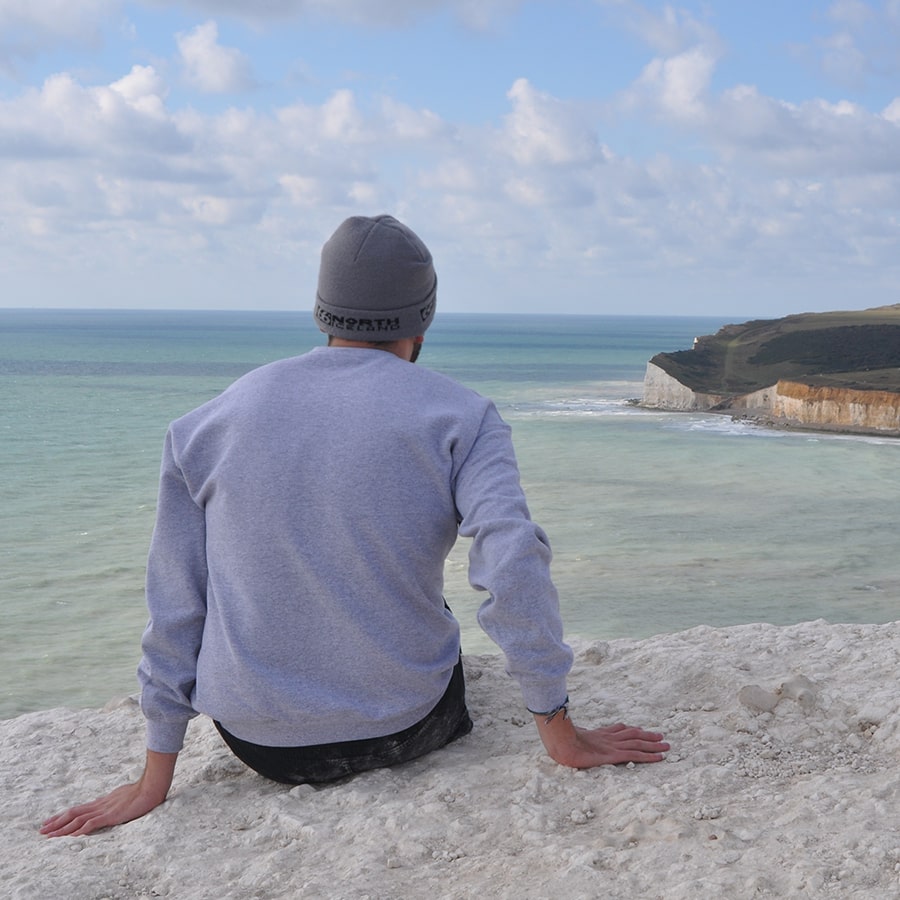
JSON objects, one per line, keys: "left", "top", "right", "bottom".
{"left": 535, "top": 713, "right": 669, "bottom": 768}
{"left": 40, "top": 749, "right": 177, "bottom": 837}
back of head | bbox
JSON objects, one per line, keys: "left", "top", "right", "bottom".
{"left": 314, "top": 214, "right": 437, "bottom": 341}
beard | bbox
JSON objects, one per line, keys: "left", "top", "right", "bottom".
{"left": 410, "top": 341, "right": 422, "bottom": 364}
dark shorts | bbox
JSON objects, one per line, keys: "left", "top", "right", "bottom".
{"left": 214, "top": 656, "right": 473, "bottom": 785}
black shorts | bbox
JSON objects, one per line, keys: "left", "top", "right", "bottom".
{"left": 214, "top": 656, "right": 473, "bottom": 785}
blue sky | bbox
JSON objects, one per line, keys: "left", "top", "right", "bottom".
{"left": 1, "top": 0, "right": 899, "bottom": 318}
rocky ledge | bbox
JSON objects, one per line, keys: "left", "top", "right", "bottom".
{"left": 641, "top": 305, "right": 900, "bottom": 436}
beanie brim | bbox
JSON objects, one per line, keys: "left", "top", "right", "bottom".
{"left": 314, "top": 278, "right": 436, "bottom": 341}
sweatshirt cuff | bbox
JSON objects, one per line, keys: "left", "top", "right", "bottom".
{"left": 520, "top": 678, "right": 569, "bottom": 718}
{"left": 145, "top": 717, "right": 191, "bottom": 755}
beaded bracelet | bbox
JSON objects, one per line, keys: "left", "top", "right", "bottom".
{"left": 528, "top": 696, "right": 569, "bottom": 725}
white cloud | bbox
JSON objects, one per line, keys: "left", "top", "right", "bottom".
{"left": 379, "top": 97, "right": 449, "bottom": 142}
{"left": 0, "top": 0, "right": 114, "bottom": 33}
{"left": 181, "top": 193, "right": 265, "bottom": 225}
{"left": 0, "top": 60, "right": 460, "bottom": 269}
{"left": 713, "top": 85, "right": 801, "bottom": 152}
{"left": 453, "top": 0, "right": 523, "bottom": 31}
{"left": 275, "top": 89, "right": 369, "bottom": 144}
{"left": 419, "top": 159, "right": 479, "bottom": 193}
{"left": 806, "top": 0, "right": 900, "bottom": 90}
{"left": 347, "top": 180, "right": 380, "bottom": 205}
{"left": 628, "top": 46, "right": 716, "bottom": 124}
{"left": 110, "top": 65, "right": 168, "bottom": 118}
{"left": 819, "top": 29, "right": 869, "bottom": 88}
{"left": 0, "top": 0, "right": 115, "bottom": 73}
{"left": 0, "top": 66, "right": 186, "bottom": 161}
{"left": 883, "top": 97, "right": 900, "bottom": 123}
{"left": 2, "top": 13, "right": 900, "bottom": 316}
{"left": 503, "top": 78, "right": 602, "bottom": 166}
{"left": 279, "top": 174, "right": 323, "bottom": 206}
{"left": 594, "top": 0, "right": 723, "bottom": 57}
{"left": 827, "top": 0, "right": 874, "bottom": 29}
{"left": 711, "top": 87, "right": 900, "bottom": 177}
{"left": 176, "top": 20, "right": 255, "bottom": 93}
{"left": 139, "top": 0, "right": 523, "bottom": 28}
{"left": 321, "top": 89, "right": 367, "bottom": 141}
{"left": 503, "top": 176, "right": 548, "bottom": 207}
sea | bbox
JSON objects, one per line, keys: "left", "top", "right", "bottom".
{"left": 3, "top": 309, "right": 899, "bottom": 720}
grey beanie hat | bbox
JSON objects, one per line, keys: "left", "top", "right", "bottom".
{"left": 314, "top": 214, "right": 437, "bottom": 340}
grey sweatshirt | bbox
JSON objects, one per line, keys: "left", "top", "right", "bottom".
{"left": 139, "top": 346, "right": 572, "bottom": 753}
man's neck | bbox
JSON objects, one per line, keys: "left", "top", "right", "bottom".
{"left": 328, "top": 336, "right": 418, "bottom": 361}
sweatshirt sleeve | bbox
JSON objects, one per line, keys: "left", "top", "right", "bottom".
{"left": 453, "top": 404, "right": 573, "bottom": 713}
{"left": 137, "top": 428, "right": 208, "bottom": 753}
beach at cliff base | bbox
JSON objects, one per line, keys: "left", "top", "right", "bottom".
{"left": 6, "top": 619, "right": 900, "bottom": 899}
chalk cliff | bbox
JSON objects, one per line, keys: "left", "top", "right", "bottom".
{"left": 770, "top": 382, "right": 900, "bottom": 433}
{"left": 640, "top": 306, "right": 900, "bottom": 436}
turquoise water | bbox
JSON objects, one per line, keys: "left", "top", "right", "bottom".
{"left": 2, "top": 310, "right": 898, "bottom": 718}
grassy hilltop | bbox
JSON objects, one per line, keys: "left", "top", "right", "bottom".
{"left": 651, "top": 305, "right": 900, "bottom": 396}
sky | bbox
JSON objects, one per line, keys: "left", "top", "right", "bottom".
{"left": 1, "top": 1, "right": 899, "bottom": 318}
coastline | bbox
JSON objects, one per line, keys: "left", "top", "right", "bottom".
{"left": 628, "top": 398, "right": 900, "bottom": 439}
{"left": 8, "top": 620, "right": 900, "bottom": 899}
{"left": 723, "top": 408, "right": 900, "bottom": 439}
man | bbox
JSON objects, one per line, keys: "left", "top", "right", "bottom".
{"left": 42, "top": 215, "right": 668, "bottom": 837}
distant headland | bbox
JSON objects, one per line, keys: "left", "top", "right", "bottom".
{"left": 640, "top": 305, "right": 900, "bottom": 436}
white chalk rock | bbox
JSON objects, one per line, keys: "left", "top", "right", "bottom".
{"left": 778, "top": 675, "right": 819, "bottom": 711}
{"left": 738, "top": 684, "right": 781, "bottom": 713}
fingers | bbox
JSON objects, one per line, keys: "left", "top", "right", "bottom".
{"left": 41, "top": 781, "right": 167, "bottom": 838}
{"left": 603, "top": 743, "right": 668, "bottom": 762}
{"left": 41, "top": 818, "right": 95, "bottom": 838}
{"left": 576, "top": 724, "right": 670, "bottom": 766}
{"left": 42, "top": 800, "right": 99, "bottom": 826}
{"left": 41, "top": 792, "right": 119, "bottom": 837}
{"left": 40, "top": 801, "right": 111, "bottom": 837}
{"left": 593, "top": 723, "right": 666, "bottom": 742}
{"left": 615, "top": 735, "right": 670, "bottom": 754}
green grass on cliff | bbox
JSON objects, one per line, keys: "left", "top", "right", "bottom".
{"left": 650, "top": 305, "right": 900, "bottom": 395}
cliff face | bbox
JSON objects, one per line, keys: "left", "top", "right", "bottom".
{"left": 641, "top": 362, "right": 723, "bottom": 410}
{"left": 640, "top": 305, "right": 900, "bottom": 436}
{"left": 641, "top": 365, "right": 900, "bottom": 435}
{"left": 773, "top": 382, "right": 900, "bottom": 432}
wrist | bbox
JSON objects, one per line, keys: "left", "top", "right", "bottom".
{"left": 138, "top": 749, "right": 178, "bottom": 801}
{"left": 533, "top": 706, "right": 579, "bottom": 759}
{"left": 527, "top": 695, "right": 569, "bottom": 724}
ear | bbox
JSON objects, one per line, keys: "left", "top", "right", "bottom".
{"left": 413, "top": 335, "right": 424, "bottom": 344}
